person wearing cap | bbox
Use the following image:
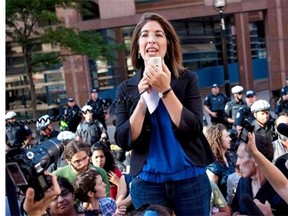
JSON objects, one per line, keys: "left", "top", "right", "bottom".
{"left": 224, "top": 85, "right": 246, "bottom": 127}
{"left": 204, "top": 83, "right": 230, "bottom": 127}
{"left": 59, "top": 97, "right": 82, "bottom": 133}
{"left": 271, "top": 114, "right": 288, "bottom": 163}
{"left": 250, "top": 99, "right": 277, "bottom": 141}
{"left": 86, "top": 88, "right": 110, "bottom": 131}
{"left": 5, "top": 111, "right": 33, "bottom": 150}
{"left": 234, "top": 90, "right": 257, "bottom": 135}
{"left": 36, "top": 114, "right": 60, "bottom": 144}
{"left": 75, "top": 105, "right": 107, "bottom": 146}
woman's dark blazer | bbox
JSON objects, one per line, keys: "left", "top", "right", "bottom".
{"left": 114, "top": 69, "right": 215, "bottom": 176}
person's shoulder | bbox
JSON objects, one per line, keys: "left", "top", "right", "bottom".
{"left": 114, "top": 167, "right": 123, "bottom": 177}
{"left": 52, "top": 165, "right": 70, "bottom": 175}
{"left": 89, "top": 164, "right": 107, "bottom": 174}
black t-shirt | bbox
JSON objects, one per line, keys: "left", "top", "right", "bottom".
{"left": 231, "top": 177, "right": 288, "bottom": 215}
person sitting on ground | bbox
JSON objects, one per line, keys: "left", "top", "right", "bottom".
{"left": 210, "top": 181, "right": 231, "bottom": 216}
{"left": 22, "top": 172, "right": 61, "bottom": 216}
{"left": 91, "top": 141, "right": 122, "bottom": 200}
{"left": 52, "top": 140, "right": 110, "bottom": 197}
{"left": 73, "top": 168, "right": 126, "bottom": 216}
{"left": 246, "top": 132, "right": 288, "bottom": 204}
{"left": 205, "top": 123, "right": 236, "bottom": 199}
{"left": 116, "top": 173, "right": 135, "bottom": 213}
{"left": 231, "top": 132, "right": 288, "bottom": 215}
{"left": 48, "top": 176, "right": 85, "bottom": 216}
{"left": 272, "top": 113, "right": 288, "bottom": 163}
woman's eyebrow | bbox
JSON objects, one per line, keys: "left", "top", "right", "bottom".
{"left": 140, "top": 30, "right": 165, "bottom": 34}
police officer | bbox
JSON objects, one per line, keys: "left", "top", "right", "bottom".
{"left": 278, "top": 75, "right": 288, "bottom": 114}
{"left": 234, "top": 90, "right": 257, "bottom": 135}
{"left": 5, "top": 111, "right": 33, "bottom": 150}
{"left": 60, "top": 97, "right": 82, "bottom": 132}
{"left": 87, "top": 88, "right": 110, "bottom": 130}
{"left": 225, "top": 85, "right": 246, "bottom": 126}
{"left": 204, "top": 83, "right": 231, "bottom": 127}
{"left": 75, "top": 105, "right": 107, "bottom": 146}
{"left": 36, "top": 114, "right": 59, "bottom": 144}
{"left": 251, "top": 99, "right": 277, "bottom": 141}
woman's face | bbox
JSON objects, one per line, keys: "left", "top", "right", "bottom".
{"left": 138, "top": 20, "right": 167, "bottom": 65}
{"left": 91, "top": 149, "right": 106, "bottom": 168}
{"left": 221, "top": 129, "right": 231, "bottom": 151}
{"left": 49, "top": 187, "right": 74, "bottom": 215}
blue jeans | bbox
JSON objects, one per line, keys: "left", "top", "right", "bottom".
{"left": 131, "top": 173, "right": 211, "bottom": 216}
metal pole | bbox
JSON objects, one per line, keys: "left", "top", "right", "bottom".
{"left": 219, "top": 10, "right": 230, "bottom": 98}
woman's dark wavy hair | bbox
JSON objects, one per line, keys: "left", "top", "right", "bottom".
{"left": 57, "top": 176, "right": 74, "bottom": 193}
{"left": 91, "top": 141, "right": 116, "bottom": 173}
{"left": 205, "top": 123, "right": 227, "bottom": 165}
{"left": 130, "top": 12, "right": 185, "bottom": 77}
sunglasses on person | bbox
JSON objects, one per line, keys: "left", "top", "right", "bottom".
{"left": 82, "top": 109, "right": 93, "bottom": 114}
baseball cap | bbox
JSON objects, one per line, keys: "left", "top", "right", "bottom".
{"left": 245, "top": 90, "right": 256, "bottom": 97}
{"left": 231, "top": 85, "right": 244, "bottom": 94}
{"left": 68, "top": 97, "right": 74, "bottom": 102}
{"left": 91, "top": 88, "right": 98, "bottom": 93}
{"left": 212, "top": 83, "right": 218, "bottom": 88}
{"left": 5, "top": 111, "right": 17, "bottom": 120}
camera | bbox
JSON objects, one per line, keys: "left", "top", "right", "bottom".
{"left": 239, "top": 119, "right": 255, "bottom": 143}
{"left": 6, "top": 137, "right": 64, "bottom": 201}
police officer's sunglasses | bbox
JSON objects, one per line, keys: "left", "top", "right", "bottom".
{"left": 82, "top": 109, "right": 93, "bottom": 114}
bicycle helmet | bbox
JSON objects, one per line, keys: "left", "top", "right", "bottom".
{"left": 36, "top": 114, "right": 51, "bottom": 130}
{"left": 251, "top": 99, "right": 270, "bottom": 113}
{"left": 57, "top": 131, "right": 76, "bottom": 143}
{"left": 5, "top": 111, "right": 17, "bottom": 120}
{"left": 231, "top": 85, "right": 244, "bottom": 94}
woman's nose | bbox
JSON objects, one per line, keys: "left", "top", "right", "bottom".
{"left": 148, "top": 34, "right": 156, "bottom": 43}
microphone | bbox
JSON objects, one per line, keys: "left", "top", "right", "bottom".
{"left": 277, "top": 123, "right": 288, "bottom": 137}
{"left": 240, "top": 194, "right": 264, "bottom": 216}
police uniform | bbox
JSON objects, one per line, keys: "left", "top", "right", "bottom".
{"left": 250, "top": 99, "right": 277, "bottom": 141}
{"left": 225, "top": 85, "right": 246, "bottom": 123}
{"left": 76, "top": 119, "right": 105, "bottom": 146}
{"left": 6, "top": 124, "right": 32, "bottom": 148}
{"left": 204, "top": 92, "right": 229, "bottom": 125}
{"left": 279, "top": 84, "right": 288, "bottom": 113}
{"left": 61, "top": 103, "right": 82, "bottom": 132}
{"left": 5, "top": 111, "right": 32, "bottom": 148}
{"left": 87, "top": 97, "right": 109, "bottom": 130}
{"left": 234, "top": 106, "right": 255, "bottom": 127}
{"left": 225, "top": 99, "right": 246, "bottom": 122}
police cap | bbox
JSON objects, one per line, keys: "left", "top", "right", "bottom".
{"left": 246, "top": 90, "right": 256, "bottom": 97}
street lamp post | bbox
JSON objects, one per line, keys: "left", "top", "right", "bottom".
{"left": 213, "top": 0, "right": 230, "bottom": 98}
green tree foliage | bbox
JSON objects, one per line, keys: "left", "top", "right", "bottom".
{"left": 6, "top": 0, "right": 124, "bottom": 119}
